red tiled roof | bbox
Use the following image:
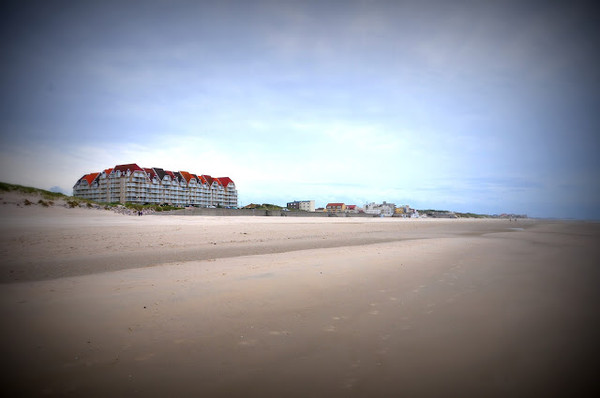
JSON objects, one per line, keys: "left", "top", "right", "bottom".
{"left": 83, "top": 172, "right": 100, "bottom": 185}
{"left": 216, "top": 177, "right": 234, "bottom": 187}
{"left": 179, "top": 171, "right": 196, "bottom": 183}
{"left": 144, "top": 168, "right": 156, "bottom": 180}
{"left": 77, "top": 165, "right": 234, "bottom": 191}
{"left": 346, "top": 205, "right": 357, "bottom": 210}
{"left": 201, "top": 175, "right": 214, "bottom": 185}
{"left": 113, "top": 163, "right": 144, "bottom": 173}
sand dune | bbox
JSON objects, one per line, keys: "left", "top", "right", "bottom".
{"left": 1, "top": 199, "right": 599, "bottom": 396}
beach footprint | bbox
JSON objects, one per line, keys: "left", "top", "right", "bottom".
{"left": 268, "top": 330, "right": 290, "bottom": 336}
{"left": 369, "top": 303, "right": 380, "bottom": 315}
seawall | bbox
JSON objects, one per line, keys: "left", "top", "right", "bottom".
{"left": 159, "top": 208, "right": 378, "bottom": 217}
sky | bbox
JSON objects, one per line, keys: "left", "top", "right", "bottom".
{"left": 1, "top": 0, "right": 599, "bottom": 219}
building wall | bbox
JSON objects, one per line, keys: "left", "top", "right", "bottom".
{"left": 299, "top": 200, "right": 315, "bottom": 212}
{"left": 326, "top": 203, "right": 346, "bottom": 213}
{"left": 364, "top": 202, "right": 396, "bottom": 217}
{"left": 74, "top": 165, "right": 238, "bottom": 207}
{"left": 288, "top": 200, "right": 315, "bottom": 212}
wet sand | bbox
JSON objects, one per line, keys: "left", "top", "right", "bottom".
{"left": 1, "top": 203, "right": 599, "bottom": 396}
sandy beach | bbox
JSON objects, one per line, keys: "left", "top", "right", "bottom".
{"left": 1, "top": 198, "right": 599, "bottom": 396}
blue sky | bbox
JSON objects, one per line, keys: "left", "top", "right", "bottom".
{"left": 1, "top": 0, "right": 598, "bottom": 218}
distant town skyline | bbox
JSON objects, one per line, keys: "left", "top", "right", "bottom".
{"left": 1, "top": 1, "right": 599, "bottom": 219}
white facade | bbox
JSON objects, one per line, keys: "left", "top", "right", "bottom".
{"left": 287, "top": 200, "right": 316, "bottom": 212}
{"left": 364, "top": 201, "right": 396, "bottom": 217}
{"left": 73, "top": 164, "right": 237, "bottom": 208}
{"left": 298, "top": 200, "right": 315, "bottom": 212}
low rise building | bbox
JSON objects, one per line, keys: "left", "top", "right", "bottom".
{"left": 326, "top": 203, "right": 346, "bottom": 213}
{"left": 345, "top": 205, "right": 361, "bottom": 214}
{"left": 364, "top": 201, "right": 396, "bottom": 217}
{"left": 287, "top": 200, "right": 315, "bottom": 212}
{"left": 395, "top": 205, "right": 418, "bottom": 217}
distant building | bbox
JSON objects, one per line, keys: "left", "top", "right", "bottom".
{"left": 395, "top": 205, "right": 410, "bottom": 215}
{"left": 345, "top": 205, "right": 361, "bottom": 214}
{"left": 326, "top": 203, "right": 346, "bottom": 213}
{"left": 73, "top": 163, "right": 237, "bottom": 207}
{"left": 395, "top": 205, "right": 418, "bottom": 217}
{"left": 364, "top": 201, "right": 396, "bottom": 217}
{"left": 287, "top": 200, "right": 315, "bottom": 212}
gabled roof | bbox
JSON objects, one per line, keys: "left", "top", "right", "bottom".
{"left": 113, "top": 163, "right": 144, "bottom": 173}
{"left": 77, "top": 172, "right": 99, "bottom": 186}
{"left": 144, "top": 168, "right": 157, "bottom": 180}
{"left": 201, "top": 175, "right": 214, "bottom": 185}
{"left": 165, "top": 170, "right": 176, "bottom": 179}
{"left": 179, "top": 171, "right": 196, "bottom": 183}
{"left": 152, "top": 167, "right": 167, "bottom": 181}
{"left": 327, "top": 203, "right": 345, "bottom": 207}
{"left": 75, "top": 165, "right": 235, "bottom": 194}
{"left": 83, "top": 172, "right": 100, "bottom": 185}
{"left": 216, "top": 177, "right": 234, "bottom": 187}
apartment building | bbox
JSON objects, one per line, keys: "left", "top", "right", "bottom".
{"left": 287, "top": 200, "right": 316, "bottom": 212}
{"left": 326, "top": 203, "right": 346, "bottom": 213}
{"left": 364, "top": 201, "right": 396, "bottom": 217}
{"left": 345, "top": 205, "right": 361, "bottom": 213}
{"left": 73, "top": 163, "right": 237, "bottom": 208}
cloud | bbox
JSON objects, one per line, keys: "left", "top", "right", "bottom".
{"left": 1, "top": 0, "right": 598, "bottom": 218}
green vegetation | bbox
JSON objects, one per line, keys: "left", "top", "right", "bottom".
{"left": 455, "top": 212, "right": 488, "bottom": 218}
{"left": 418, "top": 209, "right": 491, "bottom": 218}
{"left": 120, "top": 202, "right": 182, "bottom": 212}
{"left": 418, "top": 209, "right": 452, "bottom": 218}
{"left": 0, "top": 182, "right": 67, "bottom": 200}
{"left": 243, "top": 203, "right": 283, "bottom": 211}
{"left": 66, "top": 200, "right": 80, "bottom": 208}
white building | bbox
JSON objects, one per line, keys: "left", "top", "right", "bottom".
{"left": 73, "top": 163, "right": 237, "bottom": 208}
{"left": 364, "top": 201, "right": 396, "bottom": 217}
{"left": 287, "top": 200, "right": 315, "bottom": 212}
{"left": 298, "top": 200, "right": 315, "bottom": 212}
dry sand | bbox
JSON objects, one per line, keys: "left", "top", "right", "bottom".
{"left": 1, "top": 197, "right": 599, "bottom": 396}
